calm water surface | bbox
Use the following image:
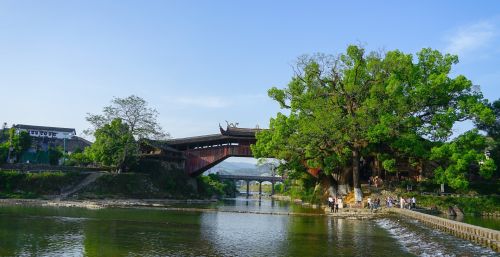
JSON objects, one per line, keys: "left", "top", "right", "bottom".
{"left": 0, "top": 197, "right": 497, "bottom": 257}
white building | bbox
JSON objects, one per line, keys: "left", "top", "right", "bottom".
{"left": 13, "top": 124, "right": 76, "bottom": 139}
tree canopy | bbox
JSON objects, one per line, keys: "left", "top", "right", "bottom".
{"left": 86, "top": 118, "right": 138, "bottom": 172}
{"left": 86, "top": 95, "right": 168, "bottom": 140}
{"left": 253, "top": 45, "right": 494, "bottom": 198}
{"left": 477, "top": 99, "right": 500, "bottom": 175}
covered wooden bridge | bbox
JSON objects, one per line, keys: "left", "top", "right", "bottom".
{"left": 140, "top": 125, "right": 320, "bottom": 177}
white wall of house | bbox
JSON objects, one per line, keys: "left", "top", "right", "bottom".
{"left": 17, "top": 128, "right": 75, "bottom": 139}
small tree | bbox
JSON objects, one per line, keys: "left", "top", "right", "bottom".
{"left": 86, "top": 118, "right": 138, "bottom": 172}
{"left": 48, "top": 147, "right": 64, "bottom": 165}
{"left": 7, "top": 129, "right": 32, "bottom": 163}
{"left": 0, "top": 143, "right": 8, "bottom": 164}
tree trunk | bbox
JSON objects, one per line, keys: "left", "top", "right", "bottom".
{"left": 326, "top": 174, "right": 338, "bottom": 197}
{"left": 336, "top": 167, "right": 351, "bottom": 195}
{"left": 352, "top": 148, "right": 363, "bottom": 202}
{"left": 417, "top": 160, "right": 424, "bottom": 182}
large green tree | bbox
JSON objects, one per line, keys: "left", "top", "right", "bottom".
{"left": 253, "top": 46, "right": 493, "bottom": 200}
{"left": 86, "top": 118, "right": 138, "bottom": 172}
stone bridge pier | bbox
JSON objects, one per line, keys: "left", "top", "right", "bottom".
{"left": 219, "top": 175, "right": 284, "bottom": 196}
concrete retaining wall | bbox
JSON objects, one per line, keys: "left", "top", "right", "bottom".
{"left": 390, "top": 208, "right": 500, "bottom": 252}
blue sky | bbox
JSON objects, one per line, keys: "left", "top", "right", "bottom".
{"left": 1, "top": 1, "right": 500, "bottom": 140}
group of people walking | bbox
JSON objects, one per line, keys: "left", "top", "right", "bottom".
{"left": 370, "top": 196, "right": 416, "bottom": 210}
{"left": 327, "top": 196, "right": 340, "bottom": 213}
{"left": 368, "top": 176, "right": 383, "bottom": 188}
{"left": 384, "top": 196, "right": 416, "bottom": 209}
{"left": 399, "top": 196, "right": 416, "bottom": 209}
{"left": 367, "top": 197, "right": 381, "bottom": 211}
{"left": 327, "top": 195, "right": 417, "bottom": 213}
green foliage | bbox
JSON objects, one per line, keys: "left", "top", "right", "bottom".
{"left": 64, "top": 150, "right": 92, "bottom": 166}
{"left": 79, "top": 173, "right": 158, "bottom": 198}
{"left": 274, "top": 183, "right": 284, "bottom": 194}
{"left": 197, "top": 174, "right": 236, "bottom": 198}
{"left": 132, "top": 159, "right": 196, "bottom": 197}
{"left": 476, "top": 98, "right": 500, "bottom": 174}
{"left": 85, "top": 95, "right": 168, "bottom": 139}
{"left": 0, "top": 171, "right": 86, "bottom": 197}
{"left": 405, "top": 194, "right": 500, "bottom": 215}
{"left": 430, "top": 130, "right": 496, "bottom": 190}
{"left": 382, "top": 159, "right": 396, "bottom": 173}
{"left": 48, "top": 147, "right": 63, "bottom": 165}
{"left": 0, "top": 143, "right": 8, "bottom": 164}
{"left": 86, "top": 118, "right": 138, "bottom": 172}
{"left": 9, "top": 129, "right": 32, "bottom": 153}
{"left": 285, "top": 178, "right": 322, "bottom": 204}
{"left": 4, "top": 129, "right": 33, "bottom": 163}
{"left": 253, "top": 45, "right": 493, "bottom": 195}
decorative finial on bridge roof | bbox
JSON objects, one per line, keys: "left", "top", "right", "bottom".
{"left": 224, "top": 120, "right": 239, "bottom": 128}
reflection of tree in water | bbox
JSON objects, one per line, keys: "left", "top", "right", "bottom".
{"left": 82, "top": 208, "right": 213, "bottom": 256}
{"left": 284, "top": 216, "right": 330, "bottom": 256}
{"left": 285, "top": 217, "right": 412, "bottom": 257}
{"left": 0, "top": 206, "right": 85, "bottom": 256}
{"left": 200, "top": 211, "right": 288, "bottom": 256}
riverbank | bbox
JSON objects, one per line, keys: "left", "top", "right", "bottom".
{"left": 0, "top": 169, "right": 237, "bottom": 200}
{"left": 402, "top": 193, "right": 500, "bottom": 217}
{"left": 0, "top": 198, "right": 329, "bottom": 217}
{"left": 0, "top": 198, "right": 217, "bottom": 209}
{"left": 0, "top": 196, "right": 379, "bottom": 218}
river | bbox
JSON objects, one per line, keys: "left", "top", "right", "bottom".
{"left": 0, "top": 197, "right": 497, "bottom": 257}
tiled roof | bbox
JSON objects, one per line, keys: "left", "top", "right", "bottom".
{"left": 219, "top": 126, "right": 262, "bottom": 137}
{"left": 140, "top": 138, "right": 182, "bottom": 152}
{"left": 14, "top": 124, "right": 76, "bottom": 133}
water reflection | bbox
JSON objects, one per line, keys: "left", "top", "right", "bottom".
{"left": 217, "top": 197, "right": 323, "bottom": 214}
{"left": 0, "top": 206, "right": 85, "bottom": 257}
{"left": 0, "top": 199, "right": 496, "bottom": 257}
{"left": 200, "top": 212, "right": 288, "bottom": 256}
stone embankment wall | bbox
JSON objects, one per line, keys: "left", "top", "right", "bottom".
{"left": 390, "top": 208, "right": 500, "bottom": 252}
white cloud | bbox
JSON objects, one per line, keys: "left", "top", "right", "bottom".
{"left": 444, "top": 21, "right": 496, "bottom": 55}
{"left": 174, "top": 96, "right": 230, "bottom": 108}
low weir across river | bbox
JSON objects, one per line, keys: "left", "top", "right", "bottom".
{"left": 390, "top": 208, "right": 500, "bottom": 252}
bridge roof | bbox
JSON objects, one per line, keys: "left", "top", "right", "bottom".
{"left": 219, "top": 126, "right": 262, "bottom": 137}
{"left": 164, "top": 134, "right": 255, "bottom": 148}
{"left": 163, "top": 126, "right": 261, "bottom": 149}
{"left": 140, "top": 138, "right": 182, "bottom": 153}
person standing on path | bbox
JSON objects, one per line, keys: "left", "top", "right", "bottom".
{"left": 328, "top": 196, "right": 334, "bottom": 213}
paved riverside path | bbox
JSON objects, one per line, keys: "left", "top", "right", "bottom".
{"left": 56, "top": 172, "right": 106, "bottom": 200}
{"left": 390, "top": 207, "right": 500, "bottom": 252}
